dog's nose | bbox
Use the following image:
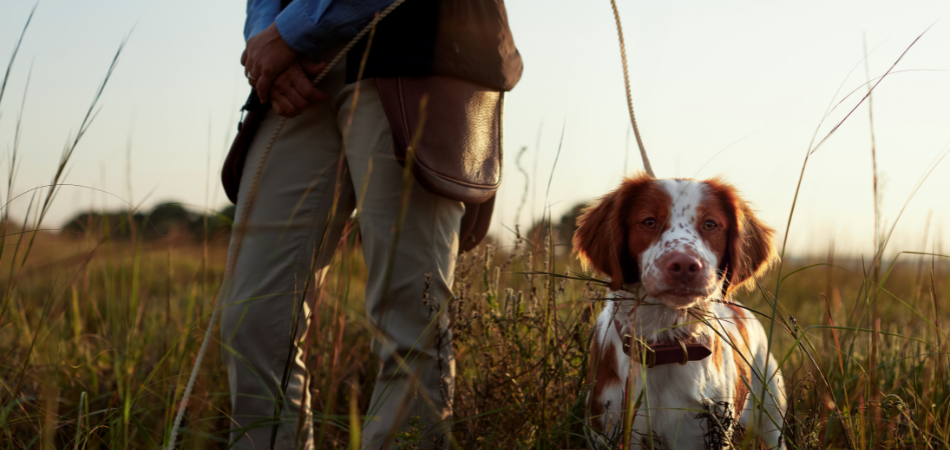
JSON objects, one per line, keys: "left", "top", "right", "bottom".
{"left": 666, "top": 254, "right": 703, "bottom": 284}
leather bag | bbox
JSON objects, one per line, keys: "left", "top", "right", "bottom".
{"left": 375, "top": 76, "right": 502, "bottom": 252}
{"left": 375, "top": 76, "right": 502, "bottom": 204}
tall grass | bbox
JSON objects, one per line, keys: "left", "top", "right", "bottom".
{"left": 2, "top": 209, "right": 947, "bottom": 448}
{"left": 1, "top": 9, "right": 949, "bottom": 450}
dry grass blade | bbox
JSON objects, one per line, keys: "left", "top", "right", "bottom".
{"left": 0, "top": 3, "right": 36, "bottom": 111}
{"left": 0, "top": 38, "right": 127, "bottom": 331}
{"left": 808, "top": 25, "right": 933, "bottom": 157}
{"left": 762, "top": 27, "right": 933, "bottom": 428}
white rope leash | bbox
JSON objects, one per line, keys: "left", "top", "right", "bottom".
{"left": 165, "top": 1, "right": 407, "bottom": 448}
{"left": 609, "top": 0, "right": 655, "bottom": 178}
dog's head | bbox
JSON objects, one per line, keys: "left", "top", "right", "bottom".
{"left": 573, "top": 173, "right": 777, "bottom": 309}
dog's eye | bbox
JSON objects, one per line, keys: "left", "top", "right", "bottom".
{"left": 703, "top": 220, "right": 717, "bottom": 231}
{"left": 643, "top": 218, "right": 657, "bottom": 229}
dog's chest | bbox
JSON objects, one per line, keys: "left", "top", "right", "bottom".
{"left": 626, "top": 357, "right": 738, "bottom": 448}
{"left": 603, "top": 300, "right": 747, "bottom": 448}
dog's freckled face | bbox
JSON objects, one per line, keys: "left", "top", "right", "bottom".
{"left": 573, "top": 174, "right": 775, "bottom": 309}
{"left": 635, "top": 179, "right": 727, "bottom": 308}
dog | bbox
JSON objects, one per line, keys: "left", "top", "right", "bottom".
{"left": 574, "top": 174, "right": 786, "bottom": 449}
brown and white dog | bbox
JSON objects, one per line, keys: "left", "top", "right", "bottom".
{"left": 574, "top": 174, "right": 786, "bottom": 449}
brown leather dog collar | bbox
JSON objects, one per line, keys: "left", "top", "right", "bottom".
{"left": 622, "top": 335, "right": 713, "bottom": 368}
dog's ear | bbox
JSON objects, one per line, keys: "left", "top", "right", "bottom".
{"left": 573, "top": 177, "right": 647, "bottom": 291}
{"left": 734, "top": 201, "right": 778, "bottom": 289}
{"left": 708, "top": 179, "right": 778, "bottom": 295}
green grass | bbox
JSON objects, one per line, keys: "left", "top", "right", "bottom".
{"left": 0, "top": 225, "right": 947, "bottom": 449}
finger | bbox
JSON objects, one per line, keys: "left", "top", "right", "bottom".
{"left": 273, "top": 96, "right": 298, "bottom": 118}
{"left": 273, "top": 77, "right": 309, "bottom": 111}
{"left": 241, "top": 49, "right": 248, "bottom": 66}
{"left": 289, "top": 66, "right": 329, "bottom": 102}
{"left": 272, "top": 73, "right": 297, "bottom": 100}
{"left": 256, "top": 71, "right": 275, "bottom": 103}
{"left": 301, "top": 60, "right": 328, "bottom": 78}
{"left": 289, "top": 68, "right": 321, "bottom": 102}
{"left": 284, "top": 86, "right": 310, "bottom": 111}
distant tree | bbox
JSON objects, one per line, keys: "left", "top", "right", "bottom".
{"left": 524, "top": 201, "right": 590, "bottom": 253}
{"left": 60, "top": 202, "right": 236, "bottom": 242}
{"left": 61, "top": 211, "right": 143, "bottom": 239}
{"left": 141, "top": 203, "right": 192, "bottom": 239}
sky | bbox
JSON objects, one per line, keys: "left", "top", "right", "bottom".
{"left": 0, "top": 0, "right": 948, "bottom": 259}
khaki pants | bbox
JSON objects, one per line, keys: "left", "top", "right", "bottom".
{"left": 220, "top": 61, "right": 461, "bottom": 450}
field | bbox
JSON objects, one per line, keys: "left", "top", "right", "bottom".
{"left": 2, "top": 8, "right": 950, "bottom": 450}
{"left": 0, "top": 209, "right": 947, "bottom": 449}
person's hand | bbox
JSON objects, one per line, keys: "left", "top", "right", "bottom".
{"left": 242, "top": 23, "right": 297, "bottom": 102}
{"left": 270, "top": 60, "right": 330, "bottom": 118}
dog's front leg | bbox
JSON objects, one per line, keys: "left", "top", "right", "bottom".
{"left": 587, "top": 304, "right": 632, "bottom": 447}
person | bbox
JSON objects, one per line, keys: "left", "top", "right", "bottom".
{"left": 221, "top": 0, "right": 522, "bottom": 449}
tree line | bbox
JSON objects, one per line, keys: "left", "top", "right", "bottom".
{"left": 60, "top": 202, "right": 236, "bottom": 241}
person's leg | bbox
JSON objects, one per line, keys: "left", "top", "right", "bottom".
{"left": 220, "top": 85, "right": 355, "bottom": 449}
{"left": 334, "top": 77, "right": 464, "bottom": 450}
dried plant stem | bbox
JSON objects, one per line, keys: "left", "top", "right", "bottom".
{"left": 0, "top": 3, "right": 35, "bottom": 109}
{"left": 864, "top": 34, "right": 882, "bottom": 324}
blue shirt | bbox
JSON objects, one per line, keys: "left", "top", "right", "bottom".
{"left": 245, "top": 0, "right": 396, "bottom": 56}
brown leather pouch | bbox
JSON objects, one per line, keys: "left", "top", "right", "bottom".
{"left": 376, "top": 76, "right": 503, "bottom": 252}
{"left": 222, "top": 93, "right": 266, "bottom": 204}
